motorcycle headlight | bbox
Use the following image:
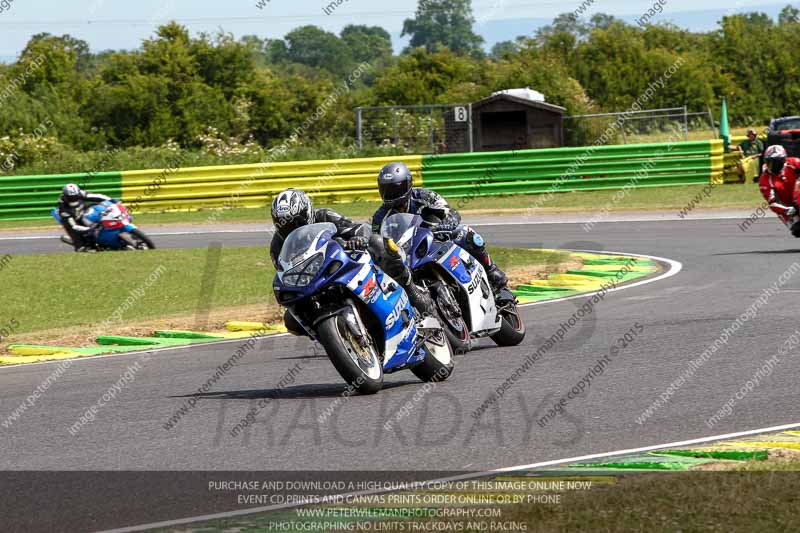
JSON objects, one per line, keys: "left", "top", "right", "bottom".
{"left": 282, "top": 253, "right": 325, "bottom": 288}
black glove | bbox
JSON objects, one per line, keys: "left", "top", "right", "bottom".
{"left": 438, "top": 219, "right": 458, "bottom": 232}
{"left": 343, "top": 236, "right": 369, "bottom": 251}
{"left": 433, "top": 220, "right": 456, "bottom": 241}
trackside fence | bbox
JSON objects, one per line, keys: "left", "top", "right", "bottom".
{"left": 0, "top": 140, "right": 724, "bottom": 221}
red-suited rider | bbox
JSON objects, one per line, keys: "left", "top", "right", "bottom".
{"left": 759, "top": 145, "right": 800, "bottom": 236}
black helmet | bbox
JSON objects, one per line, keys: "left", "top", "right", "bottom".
{"left": 765, "top": 145, "right": 787, "bottom": 175}
{"left": 271, "top": 188, "right": 314, "bottom": 238}
{"left": 62, "top": 183, "right": 83, "bottom": 207}
{"left": 378, "top": 162, "right": 413, "bottom": 209}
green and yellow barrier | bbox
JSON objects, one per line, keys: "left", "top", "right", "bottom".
{"left": 0, "top": 140, "right": 724, "bottom": 221}
{"left": 0, "top": 171, "right": 122, "bottom": 220}
{"left": 118, "top": 155, "right": 424, "bottom": 214}
{"left": 423, "top": 140, "right": 725, "bottom": 194}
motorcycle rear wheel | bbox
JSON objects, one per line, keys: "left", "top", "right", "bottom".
{"left": 490, "top": 301, "right": 526, "bottom": 347}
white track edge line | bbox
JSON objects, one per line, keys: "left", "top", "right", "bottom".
{"left": 0, "top": 214, "right": 749, "bottom": 241}
{"left": 0, "top": 229, "right": 271, "bottom": 241}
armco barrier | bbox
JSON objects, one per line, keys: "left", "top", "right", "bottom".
{"left": 118, "top": 155, "right": 424, "bottom": 213}
{"left": 0, "top": 156, "right": 423, "bottom": 221}
{"left": 0, "top": 171, "right": 122, "bottom": 220}
{"left": 722, "top": 134, "right": 765, "bottom": 184}
{"left": 0, "top": 141, "right": 723, "bottom": 221}
{"left": 422, "top": 140, "right": 724, "bottom": 196}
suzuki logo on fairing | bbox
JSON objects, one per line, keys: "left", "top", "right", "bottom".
{"left": 362, "top": 276, "right": 377, "bottom": 299}
{"left": 467, "top": 274, "right": 481, "bottom": 295}
{"left": 386, "top": 291, "right": 409, "bottom": 328}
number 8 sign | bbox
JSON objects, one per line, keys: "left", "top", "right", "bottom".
{"left": 454, "top": 106, "right": 468, "bottom": 122}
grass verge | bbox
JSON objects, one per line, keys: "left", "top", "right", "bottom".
{"left": 445, "top": 467, "right": 800, "bottom": 532}
{"left": 164, "top": 460, "right": 800, "bottom": 533}
{"left": 0, "top": 183, "right": 765, "bottom": 231}
{"left": 0, "top": 246, "right": 572, "bottom": 352}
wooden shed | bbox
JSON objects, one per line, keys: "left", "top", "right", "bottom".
{"left": 470, "top": 93, "right": 565, "bottom": 151}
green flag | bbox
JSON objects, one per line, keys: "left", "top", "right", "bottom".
{"left": 720, "top": 97, "right": 731, "bottom": 151}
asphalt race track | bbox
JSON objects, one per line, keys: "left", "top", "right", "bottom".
{"left": 2, "top": 213, "right": 800, "bottom": 530}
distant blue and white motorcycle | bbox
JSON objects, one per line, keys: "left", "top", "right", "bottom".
{"left": 273, "top": 222, "right": 454, "bottom": 394}
{"left": 52, "top": 200, "right": 156, "bottom": 251}
{"left": 380, "top": 213, "right": 525, "bottom": 354}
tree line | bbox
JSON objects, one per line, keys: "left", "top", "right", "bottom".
{"left": 0, "top": 0, "right": 798, "bottom": 174}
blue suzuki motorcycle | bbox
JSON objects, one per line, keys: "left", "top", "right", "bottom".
{"left": 381, "top": 213, "right": 525, "bottom": 353}
{"left": 52, "top": 200, "right": 155, "bottom": 251}
{"left": 273, "top": 222, "right": 454, "bottom": 394}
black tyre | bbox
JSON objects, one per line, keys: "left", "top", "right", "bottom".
{"left": 411, "top": 329, "right": 454, "bottom": 383}
{"left": 431, "top": 283, "right": 471, "bottom": 354}
{"left": 131, "top": 229, "right": 156, "bottom": 250}
{"left": 317, "top": 314, "right": 383, "bottom": 394}
{"left": 490, "top": 302, "right": 526, "bottom": 347}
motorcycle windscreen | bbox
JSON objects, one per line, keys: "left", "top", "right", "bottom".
{"left": 278, "top": 222, "right": 337, "bottom": 269}
{"left": 380, "top": 213, "right": 422, "bottom": 254}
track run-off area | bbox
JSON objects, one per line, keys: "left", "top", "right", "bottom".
{"left": 1, "top": 211, "right": 799, "bottom": 530}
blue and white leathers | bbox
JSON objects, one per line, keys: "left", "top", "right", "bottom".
{"left": 273, "top": 223, "right": 424, "bottom": 372}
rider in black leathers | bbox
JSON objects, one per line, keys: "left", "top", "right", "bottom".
{"left": 56, "top": 183, "right": 111, "bottom": 251}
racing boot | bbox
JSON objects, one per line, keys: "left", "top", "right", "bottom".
{"left": 486, "top": 263, "right": 508, "bottom": 294}
{"left": 403, "top": 276, "right": 436, "bottom": 318}
{"left": 457, "top": 226, "right": 508, "bottom": 294}
{"left": 468, "top": 243, "right": 508, "bottom": 294}
{"left": 383, "top": 237, "right": 435, "bottom": 317}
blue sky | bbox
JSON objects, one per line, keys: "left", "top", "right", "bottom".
{"left": 0, "top": 0, "right": 793, "bottom": 59}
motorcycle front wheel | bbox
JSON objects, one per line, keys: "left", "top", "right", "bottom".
{"left": 119, "top": 230, "right": 156, "bottom": 250}
{"left": 130, "top": 229, "right": 156, "bottom": 250}
{"left": 317, "top": 314, "right": 384, "bottom": 394}
{"left": 431, "top": 283, "right": 471, "bottom": 355}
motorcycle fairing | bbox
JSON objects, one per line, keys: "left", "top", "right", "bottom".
{"left": 438, "top": 244, "right": 502, "bottom": 334}
{"left": 344, "top": 257, "right": 420, "bottom": 370}
{"left": 274, "top": 224, "right": 421, "bottom": 372}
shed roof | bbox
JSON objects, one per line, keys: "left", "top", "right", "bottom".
{"left": 471, "top": 93, "right": 566, "bottom": 114}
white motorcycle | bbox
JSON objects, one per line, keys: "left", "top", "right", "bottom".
{"left": 380, "top": 213, "right": 526, "bottom": 353}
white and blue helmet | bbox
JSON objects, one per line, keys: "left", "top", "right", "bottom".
{"left": 62, "top": 183, "right": 83, "bottom": 207}
{"left": 271, "top": 188, "right": 314, "bottom": 238}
